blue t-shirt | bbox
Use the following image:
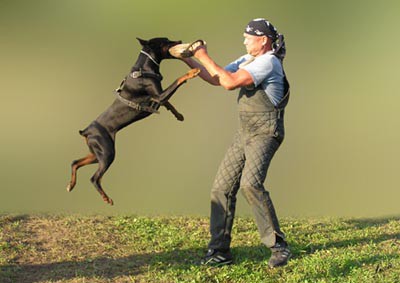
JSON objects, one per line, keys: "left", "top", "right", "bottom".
{"left": 225, "top": 52, "right": 285, "bottom": 106}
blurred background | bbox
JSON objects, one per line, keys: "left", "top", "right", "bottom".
{"left": 0, "top": 0, "right": 399, "bottom": 217}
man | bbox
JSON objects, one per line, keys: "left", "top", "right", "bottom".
{"left": 182, "top": 18, "right": 291, "bottom": 268}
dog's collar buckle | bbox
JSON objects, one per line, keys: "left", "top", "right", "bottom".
{"left": 131, "top": 70, "right": 142, "bottom": 79}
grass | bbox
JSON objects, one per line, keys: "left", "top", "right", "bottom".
{"left": 0, "top": 214, "right": 399, "bottom": 283}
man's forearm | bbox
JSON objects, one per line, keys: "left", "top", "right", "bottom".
{"left": 181, "top": 58, "right": 220, "bottom": 86}
{"left": 195, "top": 51, "right": 239, "bottom": 90}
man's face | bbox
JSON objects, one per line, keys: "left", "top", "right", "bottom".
{"left": 243, "top": 33, "right": 266, "bottom": 57}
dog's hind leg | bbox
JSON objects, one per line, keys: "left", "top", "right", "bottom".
{"left": 90, "top": 156, "right": 115, "bottom": 205}
{"left": 67, "top": 153, "right": 97, "bottom": 192}
{"left": 89, "top": 138, "right": 115, "bottom": 205}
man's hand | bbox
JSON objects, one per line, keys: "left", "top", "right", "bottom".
{"left": 193, "top": 44, "right": 208, "bottom": 59}
{"left": 169, "top": 40, "right": 206, "bottom": 58}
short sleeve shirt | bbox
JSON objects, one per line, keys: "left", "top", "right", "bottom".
{"left": 225, "top": 52, "right": 285, "bottom": 106}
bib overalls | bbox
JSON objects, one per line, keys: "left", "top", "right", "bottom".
{"left": 209, "top": 81, "right": 288, "bottom": 250}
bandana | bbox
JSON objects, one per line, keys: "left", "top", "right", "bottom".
{"left": 244, "top": 18, "right": 277, "bottom": 38}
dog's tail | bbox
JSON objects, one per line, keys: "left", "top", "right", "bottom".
{"left": 79, "top": 121, "right": 98, "bottom": 137}
{"left": 79, "top": 121, "right": 110, "bottom": 139}
{"left": 79, "top": 127, "right": 90, "bottom": 137}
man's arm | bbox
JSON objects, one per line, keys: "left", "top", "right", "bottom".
{"left": 192, "top": 46, "right": 254, "bottom": 90}
{"left": 181, "top": 57, "right": 220, "bottom": 86}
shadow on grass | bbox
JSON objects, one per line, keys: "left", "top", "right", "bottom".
{"left": 0, "top": 247, "right": 202, "bottom": 283}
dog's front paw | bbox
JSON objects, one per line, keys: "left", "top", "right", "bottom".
{"left": 187, "top": 68, "right": 201, "bottom": 79}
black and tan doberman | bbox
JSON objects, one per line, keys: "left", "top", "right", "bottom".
{"left": 67, "top": 37, "right": 200, "bottom": 205}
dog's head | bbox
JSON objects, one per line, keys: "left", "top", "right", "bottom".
{"left": 137, "top": 37, "right": 182, "bottom": 61}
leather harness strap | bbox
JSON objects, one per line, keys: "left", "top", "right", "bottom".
{"left": 114, "top": 68, "right": 164, "bottom": 113}
{"left": 130, "top": 69, "right": 163, "bottom": 81}
{"left": 115, "top": 91, "right": 160, "bottom": 114}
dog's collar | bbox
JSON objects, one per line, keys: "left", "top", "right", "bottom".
{"left": 140, "top": 50, "right": 160, "bottom": 67}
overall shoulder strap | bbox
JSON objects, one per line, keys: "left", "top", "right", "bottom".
{"left": 274, "top": 55, "right": 290, "bottom": 109}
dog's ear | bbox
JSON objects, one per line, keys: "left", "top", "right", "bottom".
{"left": 136, "top": 37, "right": 148, "bottom": 46}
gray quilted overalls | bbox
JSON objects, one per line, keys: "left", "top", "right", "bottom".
{"left": 208, "top": 78, "right": 289, "bottom": 250}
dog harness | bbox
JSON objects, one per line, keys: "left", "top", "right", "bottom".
{"left": 129, "top": 68, "right": 163, "bottom": 81}
{"left": 114, "top": 69, "right": 164, "bottom": 113}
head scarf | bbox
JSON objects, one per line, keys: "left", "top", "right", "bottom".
{"left": 245, "top": 18, "right": 286, "bottom": 61}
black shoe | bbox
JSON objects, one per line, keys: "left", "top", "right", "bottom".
{"left": 201, "top": 249, "right": 233, "bottom": 266}
{"left": 268, "top": 242, "right": 292, "bottom": 268}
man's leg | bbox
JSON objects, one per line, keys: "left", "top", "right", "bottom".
{"left": 240, "top": 135, "right": 291, "bottom": 267}
{"left": 202, "top": 132, "right": 245, "bottom": 266}
{"left": 240, "top": 135, "right": 284, "bottom": 247}
{"left": 209, "top": 131, "right": 245, "bottom": 251}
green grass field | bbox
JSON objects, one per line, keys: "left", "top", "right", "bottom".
{"left": 0, "top": 214, "right": 399, "bottom": 283}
